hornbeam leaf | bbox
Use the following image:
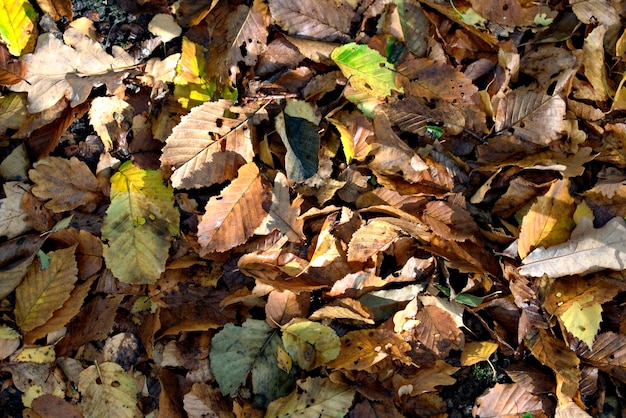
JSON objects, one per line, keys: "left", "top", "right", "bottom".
{"left": 15, "top": 245, "right": 78, "bottom": 332}
{"left": 197, "top": 162, "right": 272, "bottom": 255}
{"left": 102, "top": 161, "right": 179, "bottom": 284}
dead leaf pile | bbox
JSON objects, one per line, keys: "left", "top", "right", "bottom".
{"left": 2, "top": 0, "right": 626, "bottom": 416}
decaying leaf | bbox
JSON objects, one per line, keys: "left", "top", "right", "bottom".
{"left": 78, "top": 362, "right": 141, "bottom": 418}
{"left": 281, "top": 319, "right": 341, "bottom": 370}
{"left": 472, "top": 383, "right": 546, "bottom": 417}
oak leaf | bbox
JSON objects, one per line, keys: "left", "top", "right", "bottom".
{"left": 29, "top": 157, "right": 101, "bottom": 212}
{"left": 198, "top": 162, "right": 272, "bottom": 255}
{"left": 10, "top": 28, "right": 135, "bottom": 113}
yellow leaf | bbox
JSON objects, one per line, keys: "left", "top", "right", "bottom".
{"left": 88, "top": 96, "right": 134, "bottom": 152}
{"left": 0, "top": 0, "right": 37, "bottom": 56}
{"left": 281, "top": 319, "right": 341, "bottom": 370}
{"left": 461, "top": 341, "right": 498, "bottom": 366}
{"left": 15, "top": 245, "right": 78, "bottom": 332}
{"left": 518, "top": 179, "right": 575, "bottom": 259}
{"left": 78, "top": 362, "right": 141, "bottom": 418}
{"left": 15, "top": 345, "right": 55, "bottom": 363}
{"left": 559, "top": 294, "right": 602, "bottom": 349}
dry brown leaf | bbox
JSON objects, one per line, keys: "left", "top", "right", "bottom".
{"left": 392, "top": 360, "right": 458, "bottom": 397}
{"left": 88, "top": 96, "right": 133, "bottom": 152}
{"left": 382, "top": 96, "right": 465, "bottom": 136}
{"left": 265, "top": 290, "right": 310, "bottom": 328}
{"left": 254, "top": 172, "right": 305, "bottom": 242}
{"left": 422, "top": 200, "right": 480, "bottom": 242}
{"left": 472, "top": 383, "right": 547, "bottom": 418}
{"left": 0, "top": 181, "right": 30, "bottom": 239}
{"left": 347, "top": 219, "right": 403, "bottom": 263}
{"left": 0, "top": 45, "right": 26, "bottom": 85}
{"left": 161, "top": 100, "right": 261, "bottom": 188}
{"left": 570, "top": 0, "right": 619, "bottom": 26}
{"left": 583, "top": 26, "right": 610, "bottom": 102}
{"left": 494, "top": 86, "right": 567, "bottom": 145}
{"left": 580, "top": 332, "right": 626, "bottom": 383}
{"left": 29, "top": 157, "right": 101, "bottom": 213}
{"left": 268, "top": 0, "right": 354, "bottom": 42}
{"left": 198, "top": 162, "right": 272, "bottom": 255}
{"left": 183, "top": 382, "right": 234, "bottom": 418}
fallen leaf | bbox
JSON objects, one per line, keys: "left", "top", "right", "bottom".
{"left": 0, "top": 0, "right": 37, "bottom": 56}
{"left": 282, "top": 319, "right": 341, "bottom": 370}
{"left": 197, "top": 162, "right": 272, "bottom": 254}
{"left": 519, "top": 217, "right": 626, "bottom": 278}
{"left": 0, "top": 180, "right": 30, "bottom": 239}
{"left": 472, "top": 383, "right": 547, "bottom": 418}
{"left": 148, "top": 13, "right": 182, "bottom": 43}
{"left": 78, "top": 362, "right": 141, "bottom": 418}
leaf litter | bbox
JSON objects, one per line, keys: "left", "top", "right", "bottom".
{"left": 1, "top": 0, "right": 626, "bottom": 417}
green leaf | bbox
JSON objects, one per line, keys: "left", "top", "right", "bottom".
{"left": 0, "top": 0, "right": 37, "bottom": 56}
{"left": 281, "top": 319, "right": 341, "bottom": 370}
{"left": 331, "top": 43, "right": 402, "bottom": 98}
{"left": 210, "top": 319, "right": 295, "bottom": 405}
{"left": 101, "top": 161, "right": 179, "bottom": 284}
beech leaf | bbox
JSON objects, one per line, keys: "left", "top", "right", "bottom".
{"left": 0, "top": 180, "right": 30, "bottom": 239}
{"left": 198, "top": 162, "right": 272, "bottom": 255}
{"left": 519, "top": 217, "right": 626, "bottom": 278}
{"left": 161, "top": 99, "right": 261, "bottom": 188}
{"left": 15, "top": 245, "right": 78, "bottom": 332}
{"left": 472, "top": 383, "right": 545, "bottom": 417}
{"left": 268, "top": 0, "right": 353, "bottom": 42}
{"left": 101, "top": 161, "right": 179, "bottom": 284}
{"left": 559, "top": 295, "right": 602, "bottom": 349}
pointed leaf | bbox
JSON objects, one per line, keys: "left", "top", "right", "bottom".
{"left": 78, "top": 362, "right": 140, "bottom": 418}
{"left": 198, "top": 162, "right": 271, "bottom": 254}
{"left": 332, "top": 43, "right": 402, "bottom": 98}
{"left": 268, "top": 0, "right": 353, "bottom": 42}
{"left": 161, "top": 100, "right": 260, "bottom": 188}
{"left": 15, "top": 245, "right": 78, "bottom": 332}
{"left": 519, "top": 217, "right": 626, "bottom": 278}
{"left": 29, "top": 157, "right": 101, "bottom": 212}
{"left": 347, "top": 219, "right": 403, "bottom": 263}
{"left": 395, "top": 0, "right": 430, "bottom": 56}
{"left": 518, "top": 179, "right": 576, "bottom": 258}
{"left": 102, "top": 161, "right": 179, "bottom": 284}
{"left": 265, "top": 377, "right": 356, "bottom": 418}
{"left": 0, "top": 0, "right": 37, "bottom": 56}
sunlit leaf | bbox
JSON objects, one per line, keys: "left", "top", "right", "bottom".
{"left": 0, "top": 0, "right": 37, "bottom": 56}
{"left": 282, "top": 319, "right": 341, "bottom": 370}
{"left": 268, "top": 0, "right": 353, "bottom": 42}
{"left": 102, "top": 161, "right": 179, "bottom": 284}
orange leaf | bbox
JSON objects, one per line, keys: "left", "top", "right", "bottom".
{"left": 198, "top": 162, "right": 272, "bottom": 254}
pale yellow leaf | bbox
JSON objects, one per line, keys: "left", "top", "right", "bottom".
{"left": 89, "top": 96, "right": 133, "bottom": 151}
{"left": 78, "top": 362, "right": 141, "bottom": 418}
{"left": 148, "top": 14, "right": 182, "bottom": 43}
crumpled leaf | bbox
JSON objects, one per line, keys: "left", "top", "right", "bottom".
{"left": 197, "top": 162, "right": 272, "bottom": 255}
{"left": 161, "top": 99, "right": 261, "bottom": 188}
{"left": 494, "top": 86, "right": 567, "bottom": 145}
{"left": 518, "top": 179, "right": 576, "bottom": 259}
{"left": 0, "top": 0, "right": 37, "bottom": 56}
{"left": 265, "top": 377, "right": 356, "bottom": 418}
{"left": 88, "top": 96, "right": 134, "bottom": 152}
{"left": 78, "top": 362, "right": 141, "bottom": 418}
{"left": 210, "top": 319, "right": 295, "bottom": 404}
{"left": 29, "top": 157, "right": 101, "bottom": 212}
{"left": 520, "top": 217, "right": 626, "bottom": 278}
{"left": 332, "top": 43, "right": 402, "bottom": 98}
{"left": 15, "top": 245, "right": 78, "bottom": 332}
{"left": 268, "top": 0, "right": 353, "bottom": 42}
{"left": 254, "top": 172, "right": 305, "bottom": 242}
{"left": 102, "top": 161, "right": 179, "bottom": 284}
{"left": 10, "top": 28, "right": 135, "bottom": 113}
{"left": 0, "top": 180, "right": 30, "bottom": 239}
{"left": 281, "top": 319, "right": 341, "bottom": 370}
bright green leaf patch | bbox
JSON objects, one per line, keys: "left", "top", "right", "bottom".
{"left": 101, "top": 161, "right": 179, "bottom": 284}
{"left": 331, "top": 42, "right": 402, "bottom": 98}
